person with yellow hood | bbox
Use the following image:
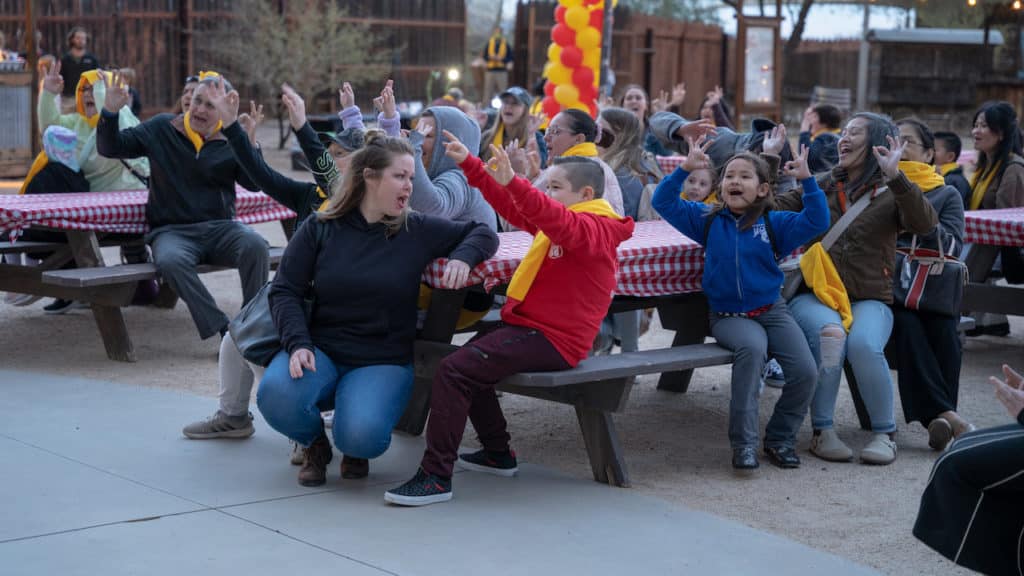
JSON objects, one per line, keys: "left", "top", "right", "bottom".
{"left": 774, "top": 112, "right": 937, "bottom": 466}
{"left": 97, "top": 72, "right": 269, "bottom": 342}
{"left": 888, "top": 119, "right": 974, "bottom": 452}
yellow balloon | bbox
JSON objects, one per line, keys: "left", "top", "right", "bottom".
{"left": 565, "top": 6, "right": 589, "bottom": 30}
{"left": 554, "top": 84, "right": 581, "bottom": 107}
{"left": 547, "top": 43, "right": 562, "bottom": 64}
{"left": 542, "top": 62, "right": 553, "bottom": 79}
{"left": 547, "top": 63, "right": 572, "bottom": 86}
{"left": 583, "top": 48, "right": 601, "bottom": 70}
{"left": 558, "top": 0, "right": 583, "bottom": 7}
{"left": 568, "top": 102, "right": 590, "bottom": 114}
{"left": 576, "top": 26, "right": 601, "bottom": 50}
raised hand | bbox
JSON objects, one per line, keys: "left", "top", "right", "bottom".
{"left": 682, "top": 135, "right": 712, "bottom": 173}
{"left": 238, "top": 100, "right": 264, "bottom": 145}
{"left": 338, "top": 82, "right": 355, "bottom": 109}
{"left": 991, "top": 364, "right": 1024, "bottom": 419}
{"left": 872, "top": 134, "right": 905, "bottom": 181}
{"left": 783, "top": 144, "right": 812, "bottom": 181}
{"left": 289, "top": 348, "right": 316, "bottom": 379}
{"left": 487, "top": 144, "right": 515, "bottom": 186}
{"left": 42, "top": 60, "right": 63, "bottom": 95}
{"left": 441, "top": 129, "right": 470, "bottom": 164}
{"left": 280, "top": 83, "right": 307, "bottom": 131}
{"left": 527, "top": 114, "right": 544, "bottom": 136}
{"left": 651, "top": 89, "right": 669, "bottom": 113}
{"left": 670, "top": 82, "right": 687, "bottom": 107}
{"left": 762, "top": 124, "right": 788, "bottom": 156}
{"left": 101, "top": 70, "right": 131, "bottom": 113}
{"left": 706, "top": 85, "right": 724, "bottom": 105}
{"left": 206, "top": 75, "right": 240, "bottom": 126}
{"left": 801, "top": 106, "right": 815, "bottom": 133}
{"left": 415, "top": 119, "right": 434, "bottom": 139}
{"left": 675, "top": 119, "right": 716, "bottom": 143}
{"left": 379, "top": 79, "right": 396, "bottom": 119}
{"left": 440, "top": 259, "right": 471, "bottom": 289}
{"left": 505, "top": 140, "right": 529, "bottom": 176}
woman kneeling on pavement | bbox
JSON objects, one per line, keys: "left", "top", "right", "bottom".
{"left": 255, "top": 133, "right": 498, "bottom": 486}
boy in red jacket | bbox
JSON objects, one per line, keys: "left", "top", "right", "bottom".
{"left": 386, "top": 131, "right": 635, "bottom": 506}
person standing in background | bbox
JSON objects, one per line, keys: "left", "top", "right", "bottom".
{"left": 482, "top": 27, "right": 513, "bottom": 104}
{"left": 60, "top": 27, "right": 100, "bottom": 110}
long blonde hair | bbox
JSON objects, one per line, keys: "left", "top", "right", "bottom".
{"left": 318, "top": 132, "right": 413, "bottom": 237}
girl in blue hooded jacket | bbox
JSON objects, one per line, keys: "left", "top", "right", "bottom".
{"left": 652, "top": 139, "right": 829, "bottom": 471}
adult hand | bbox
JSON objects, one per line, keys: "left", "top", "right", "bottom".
{"left": 280, "top": 83, "right": 307, "bottom": 131}
{"left": 338, "top": 82, "right": 355, "bottom": 109}
{"left": 681, "top": 135, "right": 712, "bottom": 173}
{"left": 800, "top": 106, "right": 814, "bottom": 133}
{"left": 762, "top": 124, "right": 787, "bottom": 156}
{"left": 526, "top": 149, "right": 542, "bottom": 181}
{"left": 42, "top": 60, "right": 63, "bottom": 95}
{"left": 101, "top": 70, "right": 131, "bottom": 113}
{"left": 527, "top": 114, "right": 544, "bottom": 136}
{"left": 441, "top": 259, "right": 471, "bottom": 289}
{"left": 505, "top": 140, "right": 529, "bottom": 176}
{"left": 670, "top": 82, "right": 687, "bottom": 107}
{"left": 379, "top": 79, "right": 397, "bottom": 119}
{"left": 706, "top": 85, "right": 724, "bottom": 106}
{"left": 289, "top": 348, "right": 316, "bottom": 379}
{"left": 238, "top": 101, "right": 264, "bottom": 145}
{"left": 415, "top": 119, "right": 434, "bottom": 139}
{"left": 991, "top": 364, "right": 1024, "bottom": 420}
{"left": 651, "top": 90, "right": 669, "bottom": 113}
{"left": 675, "top": 120, "right": 716, "bottom": 143}
{"left": 487, "top": 144, "right": 515, "bottom": 186}
{"left": 206, "top": 76, "right": 240, "bottom": 127}
{"left": 872, "top": 134, "right": 904, "bottom": 181}
{"left": 783, "top": 144, "right": 812, "bottom": 181}
{"left": 441, "top": 129, "right": 469, "bottom": 164}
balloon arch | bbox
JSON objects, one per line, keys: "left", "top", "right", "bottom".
{"left": 540, "top": 0, "right": 616, "bottom": 119}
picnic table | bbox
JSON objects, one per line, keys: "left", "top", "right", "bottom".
{"left": 962, "top": 207, "right": 1024, "bottom": 317}
{"left": 0, "top": 188, "right": 296, "bottom": 361}
{"left": 406, "top": 220, "right": 731, "bottom": 487}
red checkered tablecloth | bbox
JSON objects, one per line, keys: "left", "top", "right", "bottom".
{"left": 656, "top": 155, "right": 686, "bottom": 175}
{"left": 0, "top": 187, "right": 296, "bottom": 242}
{"left": 423, "top": 219, "right": 705, "bottom": 297}
{"left": 965, "top": 207, "right": 1024, "bottom": 247}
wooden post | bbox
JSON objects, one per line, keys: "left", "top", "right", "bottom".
{"left": 179, "top": 0, "right": 194, "bottom": 83}
{"left": 26, "top": 0, "right": 39, "bottom": 155}
{"left": 599, "top": 0, "right": 614, "bottom": 98}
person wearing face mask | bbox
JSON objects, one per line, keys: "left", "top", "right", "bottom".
{"left": 889, "top": 118, "right": 973, "bottom": 451}
{"left": 97, "top": 72, "right": 270, "bottom": 342}
{"left": 774, "top": 112, "right": 937, "bottom": 466}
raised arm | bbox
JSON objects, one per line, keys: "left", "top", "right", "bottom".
{"left": 408, "top": 127, "right": 475, "bottom": 220}
{"left": 446, "top": 135, "right": 536, "bottom": 234}
{"left": 874, "top": 136, "right": 937, "bottom": 235}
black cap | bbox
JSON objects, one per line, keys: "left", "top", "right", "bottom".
{"left": 498, "top": 86, "right": 532, "bottom": 108}
{"left": 317, "top": 128, "right": 365, "bottom": 152}
{"left": 751, "top": 118, "right": 776, "bottom": 133}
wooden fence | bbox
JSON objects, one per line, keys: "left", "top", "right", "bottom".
{"left": 0, "top": 0, "right": 466, "bottom": 116}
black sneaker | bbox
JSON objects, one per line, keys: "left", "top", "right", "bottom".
{"left": 385, "top": 468, "right": 452, "bottom": 506}
{"left": 43, "top": 299, "right": 75, "bottom": 315}
{"left": 458, "top": 448, "right": 518, "bottom": 477}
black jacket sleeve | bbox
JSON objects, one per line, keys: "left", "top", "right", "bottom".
{"left": 223, "top": 122, "right": 320, "bottom": 221}
{"left": 419, "top": 215, "right": 499, "bottom": 267}
{"left": 96, "top": 109, "right": 150, "bottom": 159}
{"left": 294, "top": 122, "right": 338, "bottom": 195}
{"left": 269, "top": 217, "right": 320, "bottom": 355}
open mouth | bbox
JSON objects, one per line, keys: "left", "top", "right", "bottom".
{"left": 726, "top": 189, "right": 744, "bottom": 197}
{"left": 395, "top": 194, "right": 409, "bottom": 210}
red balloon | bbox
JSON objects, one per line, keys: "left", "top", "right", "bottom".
{"left": 544, "top": 80, "right": 556, "bottom": 98}
{"left": 588, "top": 102, "right": 598, "bottom": 118}
{"left": 543, "top": 97, "right": 561, "bottom": 119}
{"left": 572, "top": 66, "right": 594, "bottom": 88}
{"left": 583, "top": 0, "right": 602, "bottom": 5}
{"left": 589, "top": 9, "right": 604, "bottom": 30}
{"left": 560, "top": 46, "right": 583, "bottom": 68}
{"left": 551, "top": 23, "right": 575, "bottom": 47}
{"left": 555, "top": 5, "right": 567, "bottom": 24}
{"left": 578, "top": 84, "right": 597, "bottom": 104}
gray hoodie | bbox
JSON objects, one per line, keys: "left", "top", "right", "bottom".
{"left": 408, "top": 107, "right": 498, "bottom": 230}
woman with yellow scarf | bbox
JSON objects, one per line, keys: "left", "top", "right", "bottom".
{"left": 534, "top": 109, "right": 624, "bottom": 216}
{"left": 889, "top": 118, "right": 973, "bottom": 451}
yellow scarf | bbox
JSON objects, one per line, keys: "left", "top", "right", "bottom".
{"left": 19, "top": 152, "right": 49, "bottom": 194}
{"left": 810, "top": 128, "right": 841, "bottom": 141}
{"left": 76, "top": 69, "right": 113, "bottom": 128}
{"left": 561, "top": 141, "right": 599, "bottom": 158}
{"left": 183, "top": 112, "right": 223, "bottom": 154}
{"left": 898, "top": 161, "right": 945, "bottom": 193}
{"left": 486, "top": 35, "right": 508, "bottom": 68}
{"left": 507, "top": 198, "right": 619, "bottom": 302}
{"left": 938, "top": 162, "right": 959, "bottom": 177}
{"left": 492, "top": 124, "right": 505, "bottom": 149}
{"left": 969, "top": 161, "right": 1001, "bottom": 211}
{"left": 800, "top": 243, "right": 853, "bottom": 331}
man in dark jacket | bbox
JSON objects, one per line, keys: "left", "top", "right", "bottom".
{"left": 59, "top": 27, "right": 100, "bottom": 103}
{"left": 934, "top": 131, "right": 971, "bottom": 206}
{"left": 97, "top": 73, "right": 269, "bottom": 341}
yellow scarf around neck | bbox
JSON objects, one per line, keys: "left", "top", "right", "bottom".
{"left": 969, "top": 161, "right": 1001, "bottom": 211}
{"left": 492, "top": 124, "right": 505, "bottom": 149}
{"left": 811, "top": 128, "right": 840, "bottom": 141}
{"left": 561, "top": 141, "right": 598, "bottom": 158}
{"left": 506, "top": 198, "right": 619, "bottom": 302}
{"left": 183, "top": 112, "right": 223, "bottom": 154}
{"left": 898, "top": 161, "right": 945, "bottom": 193}
{"left": 938, "top": 162, "right": 959, "bottom": 177}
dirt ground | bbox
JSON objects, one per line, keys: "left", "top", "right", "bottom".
{"left": 2, "top": 125, "right": 1020, "bottom": 575}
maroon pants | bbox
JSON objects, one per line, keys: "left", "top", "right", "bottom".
{"left": 421, "top": 324, "right": 571, "bottom": 478}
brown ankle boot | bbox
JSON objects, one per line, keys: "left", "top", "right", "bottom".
{"left": 340, "top": 455, "right": 369, "bottom": 479}
{"left": 297, "top": 434, "right": 333, "bottom": 486}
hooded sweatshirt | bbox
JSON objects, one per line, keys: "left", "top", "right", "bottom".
{"left": 407, "top": 106, "right": 498, "bottom": 230}
{"left": 38, "top": 71, "right": 150, "bottom": 191}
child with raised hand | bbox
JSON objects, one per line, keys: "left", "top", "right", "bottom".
{"left": 652, "top": 138, "right": 830, "bottom": 471}
{"left": 385, "top": 129, "right": 635, "bottom": 506}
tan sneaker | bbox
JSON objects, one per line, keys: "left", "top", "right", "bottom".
{"left": 182, "top": 411, "right": 254, "bottom": 439}
{"left": 809, "top": 429, "right": 853, "bottom": 462}
{"left": 861, "top": 433, "right": 897, "bottom": 465}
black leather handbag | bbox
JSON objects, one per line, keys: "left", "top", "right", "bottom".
{"left": 893, "top": 232, "right": 968, "bottom": 317}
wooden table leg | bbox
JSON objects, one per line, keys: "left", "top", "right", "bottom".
{"left": 65, "top": 230, "right": 137, "bottom": 362}
{"left": 655, "top": 293, "right": 710, "bottom": 393}
{"left": 395, "top": 288, "right": 467, "bottom": 436}
{"left": 575, "top": 405, "right": 631, "bottom": 487}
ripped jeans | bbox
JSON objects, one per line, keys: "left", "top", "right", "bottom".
{"left": 788, "top": 294, "right": 896, "bottom": 433}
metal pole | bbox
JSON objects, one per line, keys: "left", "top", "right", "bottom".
{"left": 855, "top": 1, "right": 870, "bottom": 110}
{"left": 599, "top": 1, "right": 614, "bottom": 101}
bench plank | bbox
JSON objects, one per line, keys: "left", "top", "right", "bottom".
{"left": 0, "top": 241, "right": 67, "bottom": 254}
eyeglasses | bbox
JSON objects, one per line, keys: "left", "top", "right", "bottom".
{"left": 899, "top": 136, "right": 923, "bottom": 147}
{"left": 546, "top": 126, "right": 572, "bottom": 137}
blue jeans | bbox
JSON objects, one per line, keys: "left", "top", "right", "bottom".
{"left": 256, "top": 348, "right": 413, "bottom": 459}
{"left": 788, "top": 294, "right": 896, "bottom": 433}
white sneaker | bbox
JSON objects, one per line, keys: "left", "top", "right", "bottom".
{"left": 4, "top": 292, "right": 42, "bottom": 307}
{"left": 861, "top": 433, "right": 897, "bottom": 465}
{"left": 809, "top": 429, "right": 853, "bottom": 462}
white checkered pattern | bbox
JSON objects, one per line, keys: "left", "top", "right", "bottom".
{"left": 0, "top": 188, "right": 296, "bottom": 242}
{"left": 964, "top": 208, "right": 1024, "bottom": 247}
{"left": 423, "top": 219, "right": 704, "bottom": 297}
